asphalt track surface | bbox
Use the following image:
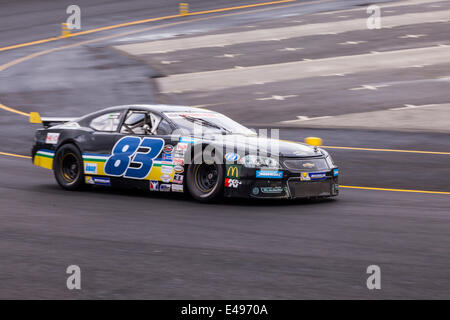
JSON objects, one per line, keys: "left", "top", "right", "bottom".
{"left": 0, "top": 0, "right": 450, "bottom": 299}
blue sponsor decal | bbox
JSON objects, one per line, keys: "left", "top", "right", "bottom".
{"left": 84, "top": 163, "right": 97, "bottom": 174}
{"left": 94, "top": 177, "right": 110, "bottom": 186}
{"left": 256, "top": 170, "right": 283, "bottom": 179}
{"left": 160, "top": 184, "right": 171, "bottom": 192}
{"left": 225, "top": 152, "right": 240, "bottom": 162}
{"left": 333, "top": 168, "right": 339, "bottom": 177}
{"left": 161, "top": 153, "right": 173, "bottom": 161}
{"left": 179, "top": 137, "right": 197, "bottom": 143}
{"left": 309, "top": 172, "right": 327, "bottom": 180}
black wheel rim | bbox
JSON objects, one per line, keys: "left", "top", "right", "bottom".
{"left": 60, "top": 153, "right": 79, "bottom": 183}
{"left": 194, "top": 163, "right": 218, "bottom": 193}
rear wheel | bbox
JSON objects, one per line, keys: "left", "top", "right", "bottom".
{"left": 186, "top": 154, "right": 224, "bottom": 202}
{"left": 54, "top": 144, "right": 84, "bottom": 190}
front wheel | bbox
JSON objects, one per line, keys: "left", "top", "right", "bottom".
{"left": 186, "top": 158, "right": 224, "bottom": 202}
{"left": 53, "top": 143, "right": 85, "bottom": 190}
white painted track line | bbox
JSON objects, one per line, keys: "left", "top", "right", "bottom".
{"left": 158, "top": 45, "right": 450, "bottom": 92}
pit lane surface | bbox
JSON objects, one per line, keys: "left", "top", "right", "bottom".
{"left": 1, "top": 0, "right": 450, "bottom": 299}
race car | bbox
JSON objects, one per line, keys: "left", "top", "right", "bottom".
{"left": 30, "top": 105, "right": 339, "bottom": 202}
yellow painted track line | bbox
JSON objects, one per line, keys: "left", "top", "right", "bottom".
{"left": 0, "top": 0, "right": 303, "bottom": 118}
{"left": 0, "top": 0, "right": 295, "bottom": 52}
{"left": 186, "top": 0, "right": 295, "bottom": 16}
{"left": 0, "top": 152, "right": 31, "bottom": 159}
{"left": 0, "top": 104, "right": 30, "bottom": 116}
{"left": 0, "top": 37, "right": 61, "bottom": 53}
{"left": 0, "top": 149, "right": 448, "bottom": 195}
{"left": 0, "top": 152, "right": 447, "bottom": 194}
{"left": 340, "top": 185, "right": 450, "bottom": 195}
{"left": 323, "top": 145, "right": 450, "bottom": 155}
{"left": 0, "top": 1, "right": 447, "bottom": 158}
{"left": 1, "top": 106, "right": 448, "bottom": 156}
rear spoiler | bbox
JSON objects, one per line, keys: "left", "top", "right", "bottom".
{"left": 30, "top": 112, "right": 78, "bottom": 128}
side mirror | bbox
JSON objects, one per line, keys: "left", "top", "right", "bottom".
{"left": 304, "top": 137, "right": 322, "bottom": 146}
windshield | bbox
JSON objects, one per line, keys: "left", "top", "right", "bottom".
{"left": 164, "top": 111, "right": 256, "bottom": 136}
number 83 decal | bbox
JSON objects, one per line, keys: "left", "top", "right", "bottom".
{"left": 104, "top": 136, "right": 164, "bottom": 179}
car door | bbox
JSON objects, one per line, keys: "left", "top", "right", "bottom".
{"left": 103, "top": 109, "right": 176, "bottom": 189}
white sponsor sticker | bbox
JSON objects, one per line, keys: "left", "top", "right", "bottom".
{"left": 85, "top": 176, "right": 95, "bottom": 185}
{"left": 150, "top": 180, "right": 159, "bottom": 191}
{"left": 225, "top": 178, "right": 241, "bottom": 188}
{"left": 172, "top": 184, "right": 184, "bottom": 192}
{"left": 173, "top": 174, "right": 184, "bottom": 184}
{"left": 45, "top": 132, "right": 60, "bottom": 144}
{"left": 161, "top": 165, "right": 174, "bottom": 174}
{"left": 176, "top": 143, "right": 189, "bottom": 151}
{"left": 161, "top": 174, "right": 172, "bottom": 183}
{"left": 173, "top": 158, "right": 185, "bottom": 166}
{"left": 174, "top": 165, "right": 184, "bottom": 173}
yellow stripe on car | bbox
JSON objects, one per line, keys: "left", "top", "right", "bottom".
{"left": 33, "top": 154, "right": 53, "bottom": 169}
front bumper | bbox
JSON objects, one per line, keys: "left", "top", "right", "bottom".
{"left": 224, "top": 166, "right": 339, "bottom": 199}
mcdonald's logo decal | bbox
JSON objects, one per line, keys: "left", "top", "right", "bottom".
{"left": 226, "top": 165, "right": 241, "bottom": 178}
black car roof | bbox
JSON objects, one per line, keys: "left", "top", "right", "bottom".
{"left": 100, "top": 104, "right": 204, "bottom": 113}
{"left": 78, "top": 104, "right": 208, "bottom": 124}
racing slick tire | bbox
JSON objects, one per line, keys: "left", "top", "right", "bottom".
{"left": 186, "top": 152, "right": 224, "bottom": 202}
{"left": 53, "top": 143, "right": 85, "bottom": 191}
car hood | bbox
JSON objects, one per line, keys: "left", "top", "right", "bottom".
{"left": 199, "top": 134, "right": 322, "bottom": 158}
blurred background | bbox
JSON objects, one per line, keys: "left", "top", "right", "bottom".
{"left": 0, "top": 0, "right": 449, "bottom": 299}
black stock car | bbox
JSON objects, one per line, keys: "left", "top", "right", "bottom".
{"left": 31, "top": 105, "right": 339, "bottom": 202}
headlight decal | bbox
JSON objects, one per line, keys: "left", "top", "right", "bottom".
{"left": 240, "top": 155, "right": 280, "bottom": 168}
